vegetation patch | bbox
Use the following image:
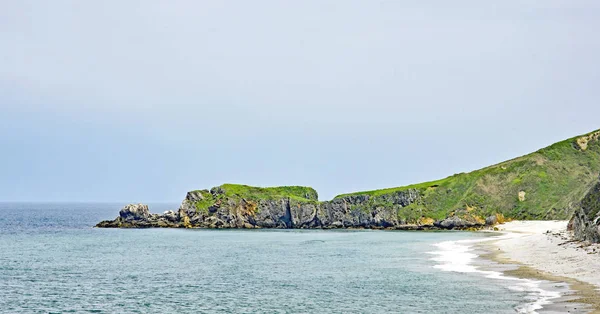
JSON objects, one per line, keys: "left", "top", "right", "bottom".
{"left": 218, "top": 184, "right": 318, "bottom": 203}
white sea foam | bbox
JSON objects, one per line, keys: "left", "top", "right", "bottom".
{"left": 428, "top": 237, "right": 561, "bottom": 314}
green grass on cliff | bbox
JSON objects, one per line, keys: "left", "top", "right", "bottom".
{"left": 335, "top": 129, "right": 600, "bottom": 220}
{"left": 212, "top": 184, "right": 318, "bottom": 202}
{"left": 191, "top": 184, "right": 319, "bottom": 212}
{"left": 192, "top": 190, "right": 223, "bottom": 213}
{"left": 335, "top": 177, "right": 453, "bottom": 198}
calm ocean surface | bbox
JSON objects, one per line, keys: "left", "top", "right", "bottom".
{"left": 0, "top": 203, "right": 539, "bottom": 313}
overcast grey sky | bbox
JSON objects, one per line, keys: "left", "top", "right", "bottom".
{"left": 1, "top": 1, "right": 599, "bottom": 202}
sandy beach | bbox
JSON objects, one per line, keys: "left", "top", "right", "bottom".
{"left": 492, "top": 221, "right": 600, "bottom": 288}
{"left": 488, "top": 221, "right": 600, "bottom": 312}
{"left": 429, "top": 221, "right": 600, "bottom": 312}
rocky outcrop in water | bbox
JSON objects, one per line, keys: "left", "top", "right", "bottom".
{"left": 568, "top": 176, "right": 600, "bottom": 242}
{"left": 96, "top": 184, "right": 499, "bottom": 230}
{"left": 119, "top": 204, "right": 150, "bottom": 220}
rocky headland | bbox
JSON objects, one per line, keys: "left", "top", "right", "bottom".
{"left": 97, "top": 128, "right": 600, "bottom": 230}
{"left": 96, "top": 185, "right": 497, "bottom": 230}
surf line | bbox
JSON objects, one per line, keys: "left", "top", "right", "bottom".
{"left": 427, "top": 235, "right": 561, "bottom": 314}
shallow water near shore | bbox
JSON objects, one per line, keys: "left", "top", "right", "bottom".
{"left": 0, "top": 203, "right": 571, "bottom": 313}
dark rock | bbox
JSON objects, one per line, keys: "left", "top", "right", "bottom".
{"left": 163, "top": 210, "right": 178, "bottom": 222}
{"left": 434, "top": 210, "right": 485, "bottom": 230}
{"left": 186, "top": 190, "right": 207, "bottom": 202}
{"left": 485, "top": 215, "right": 498, "bottom": 225}
{"left": 435, "top": 216, "right": 466, "bottom": 229}
{"left": 119, "top": 204, "right": 150, "bottom": 221}
{"left": 210, "top": 186, "right": 225, "bottom": 195}
{"left": 96, "top": 220, "right": 119, "bottom": 228}
{"left": 568, "top": 176, "right": 600, "bottom": 242}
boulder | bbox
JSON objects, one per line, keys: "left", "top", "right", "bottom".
{"left": 434, "top": 209, "right": 485, "bottom": 229}
{"left": 119, "top": 204, "right": 150, "bottom": 221}
{"left": 485, "top": 215, "right": 498, "bottom": 225}
{"left": 163, "top": 210, "right": 178, "bottom": 222}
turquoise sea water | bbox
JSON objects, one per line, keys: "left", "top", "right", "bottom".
{"left": 0, "top": 203, "right": 541, "bottom": 313}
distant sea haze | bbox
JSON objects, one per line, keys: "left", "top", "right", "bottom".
{"left": 0, "top": 202, "right": 559, "bottom": 313}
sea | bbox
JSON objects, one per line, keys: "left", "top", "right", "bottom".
{"left": 0, "top": 203, "right": 574, "bottom": 313}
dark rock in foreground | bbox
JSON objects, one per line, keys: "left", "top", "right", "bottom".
{"left": 568, "top": 176, "right": 600, "bottom": 242}
{"left": 96, "top": 184, "right": 497, "bottom": 230}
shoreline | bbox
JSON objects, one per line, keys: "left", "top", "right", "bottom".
{"left": 484, "top": 221, "right": 600, "bottom": 313}
{"left": 429, "top": 236, "right": 575, "bottom": 313}
{"left": 428, "top": 221, "right": 600, "bottom": 313}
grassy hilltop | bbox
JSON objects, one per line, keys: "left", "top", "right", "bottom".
{"left": 335, "top": 129, "right": 600, "bottom": 221}
{"left": 189, "top": 184, "right": 319, "bottom": 213}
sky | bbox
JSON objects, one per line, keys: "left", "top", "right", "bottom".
{"left": 1, "top": 1, "right": 599, "bottom": 202}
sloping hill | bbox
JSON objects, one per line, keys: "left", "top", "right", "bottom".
{"left": 335, "top": 129, "right": 600, "bottom": 221}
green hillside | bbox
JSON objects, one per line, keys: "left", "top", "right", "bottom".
{"left": 335, "top": 129, "right": 600, "bottom": 220}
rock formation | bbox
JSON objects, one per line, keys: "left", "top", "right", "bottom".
{"left": 568, "top": 176, "right": 600, "bottom": 242}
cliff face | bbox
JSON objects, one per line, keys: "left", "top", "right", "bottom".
{"left": 96, "top": 185, "right": 489, "bottom": 230}
{"left": 568, "top": 177, "right": 600, "bottom": 242}
{"left": 179, "top": 188, "right": 419, "bottom": 229}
